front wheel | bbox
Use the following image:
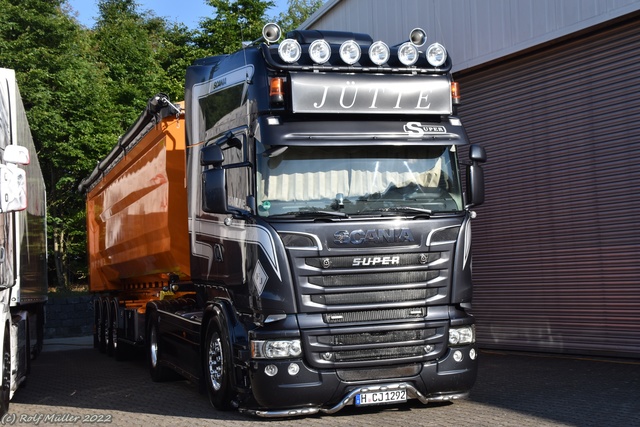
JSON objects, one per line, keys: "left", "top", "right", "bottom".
{"left": 203, "top": 316, "right": 235, "bottom": 411}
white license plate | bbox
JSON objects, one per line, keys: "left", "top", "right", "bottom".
{"left": 355, "top": 389, "right": 407, "bottom": 406}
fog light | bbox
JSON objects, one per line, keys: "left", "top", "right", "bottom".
{"left": 470, "top": 348, "right": 477, "bottom": 360}
{"left": 453, "top": 350, "right": 463, "bottom": 362}
{"left": 278, "top": 39, "right": 301, "bottom": 63}
{"left": 288, "top": 363, "right": 300, "bottom": 376}
{"left": 265, "top": 364, "right": 278, "bottom": 377}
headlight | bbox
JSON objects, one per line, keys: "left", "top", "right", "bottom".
{"left": 309, "top": 39, "right": 331, "bottom": 64}
{"left": 278, "top": 39, "right": 302, "bottom": 63}
{"left": 339, "top": 40, "right": 361, "bottom": 65}
{"left": 251, "top": 339, "right": 302, "bottom": 359}
{"left": 369, "top": 41, "right": 390, "bottom": 65}
{"left": 398, "top": 42, "right": 419, "bottom": 66}
{"left": 426, "top": 43, "right": 447, "bottom": 67}
{"left": 449, "top": 325, "right": 475, "bottom": 346}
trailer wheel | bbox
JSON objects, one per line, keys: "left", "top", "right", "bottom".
{"left": 93, "top": 299, "right": 101, "bottom": 350}
{"left": 147, "top": 313, "right": 172, "bottom": 382}
{"left": 102, "top": 298, "right": 110, "bottom": 353}
{"left": 107, "top": 298, "right": 118, "bottom": 357}
{"left": 0, "top": 326, "right": 10, "bottom": 416}
{"left": 204, "top": 316, "right": 235, "bottom": 411}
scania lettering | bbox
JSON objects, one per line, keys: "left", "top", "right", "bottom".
{"left": 80, "top": 24, "right": 487, "bottom": 417}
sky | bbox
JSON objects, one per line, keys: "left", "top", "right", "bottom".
{"left": 66, "top": 0, "right": 291, "bottom": 30}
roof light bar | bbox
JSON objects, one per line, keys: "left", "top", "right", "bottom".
{"left": 278, "top": 39, "right": 302, "bottom": 63}
{"left": 339, "top": 40, "right": 361, "bottom": 65}
{"left": 368, "top": 41, "right": 390, "bottom": 66}
{"left": 309, "top": 39, "right": 331, "bottom": 64}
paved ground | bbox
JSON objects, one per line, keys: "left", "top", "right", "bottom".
{"left": 4, "top": 337, "right": 639, "bottom": 426}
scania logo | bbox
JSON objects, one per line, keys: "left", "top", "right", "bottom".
{"left": 333, "top": 228, "right": 415, "bottom": 245}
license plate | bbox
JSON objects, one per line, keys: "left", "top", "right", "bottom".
{"left": 355, "top": 389, "right": 407, "bottom": 406}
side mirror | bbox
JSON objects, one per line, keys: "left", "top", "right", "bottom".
{"left": 201, "top": 145, "right": 227, "bottom": 213}
{"left": 466, "top": 144, "right": 486, "bottom": 207}
{"left": 0, "top": 164, "right": 27, "bottom": 212}
{"left": 201, "top": 144, "right": 224, "bottom": 167}
{"left": 202, "top": 168, "right": 228, "bottom": 214}
{"left": 3, "top": 145, "right": 30, "bottom": 165}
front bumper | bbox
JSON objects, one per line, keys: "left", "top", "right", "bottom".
{"left": 241, "top": 344, "right": 478, "bottom": 417}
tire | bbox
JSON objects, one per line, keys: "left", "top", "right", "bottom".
{"left": 93, "top": 299, "right": 100, "bottom": 349}
{"left": 203, "top": 316, "right": 235, "bottom": 411}
{"left": 147, "top": 313, "right": 173, "bottom": 382}
{"left": 107, "top": 299, "right": 118, "bottom": 357}
{"left": 101, "top": 298, "right": 110, "bottom": 354}
{"left": 0, "top": 326, "right": 10, "bottom": 417}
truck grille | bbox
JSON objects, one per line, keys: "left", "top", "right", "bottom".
{"left": 290, "top": 246, "right": 454, "bottom": 369}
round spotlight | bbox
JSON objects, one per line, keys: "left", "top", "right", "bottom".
{"left": 398, "top": 42, "right": 419, "bottom": 66}
{"left": 339, "top": 40, "right": 361, "bottom": 65}
{"left": 453, "top": 350, "right": 463, "bottom": 362}
{"left": 426, "top": 42, "right": 447, "bottom": 67}
{"left": 309, "top": 39, "right": 331, "bottom": 64}
{"left": 369, "top": 41, "right": 390, "bottom": 65}
{"left": 278, "top": 39, "right": 302, "bottom": 63}
{"left": 410, "top": 28, "right": 427, "bottom": 46}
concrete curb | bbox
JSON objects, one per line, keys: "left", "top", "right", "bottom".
{"left": 42, "top": 335, "right": 93, "bottom": 352}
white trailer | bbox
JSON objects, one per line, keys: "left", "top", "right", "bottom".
{"left": 0, "top": 68, "right": 48, "bottom": 416}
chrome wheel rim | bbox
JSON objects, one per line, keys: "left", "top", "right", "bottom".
{"left": 208, "top": 335, "right": 223, "bottom": 391}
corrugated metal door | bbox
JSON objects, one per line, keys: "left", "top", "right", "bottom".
{"left": 456, "top": 14, "right": 640, "bottom": 357}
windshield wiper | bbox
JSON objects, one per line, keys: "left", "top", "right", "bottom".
{"left": 269, "top": 209, "right": 348, "bottom": 219}
{"left": 295, "top": 209, "right": 349, "bottom": 218}
{"left": 360, "top": 206, "right": 432, "bottom": 216}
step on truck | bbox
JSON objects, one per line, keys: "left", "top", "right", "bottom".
{"left": 0, "top": 68, "right": 48, "bottom": 416}
{"left": 79, "top": 23, "right": 487, "bottom": 417}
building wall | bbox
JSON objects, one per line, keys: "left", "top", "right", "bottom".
{"left": 457, "top": 13, "right": 640, "bottom": 357}
{"left": 303, "top": 0, "right": 640, "bottom": 72}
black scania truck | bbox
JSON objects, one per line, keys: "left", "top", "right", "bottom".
{"left": 83, "top": 23, "right": 487, "bottom": 418}
{"left": 189, "top": 23, "right": 486, "bottom": 417}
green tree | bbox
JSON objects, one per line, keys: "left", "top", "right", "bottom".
{"left": 93, "top": 0, "right": 170, "bottom": 127}
{"left": 274, "top": 0, "right": 324, "bottom": 34}
{"left": 197, "top": 0, "right": 275, "bottom": 55}
{"left": 0, "top": 0, "right": 121, "bottom": 286}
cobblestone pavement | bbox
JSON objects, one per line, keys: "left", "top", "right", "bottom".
{"left": 5, "top": 340, "right": 640, "bottom": 427}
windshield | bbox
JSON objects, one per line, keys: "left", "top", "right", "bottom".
{"left": 256, "top": 143, "right": 463, "bottom": 217}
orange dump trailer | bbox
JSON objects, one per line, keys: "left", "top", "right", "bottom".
{"left": 79, "top": 95, "right": 188, "bottom": 355}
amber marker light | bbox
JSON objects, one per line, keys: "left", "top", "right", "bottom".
{"left": 451, "top": 81, "right": 461, "bottom": 105}
{"left": 270, "top": 77, "right": 285, "bottom": 104}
